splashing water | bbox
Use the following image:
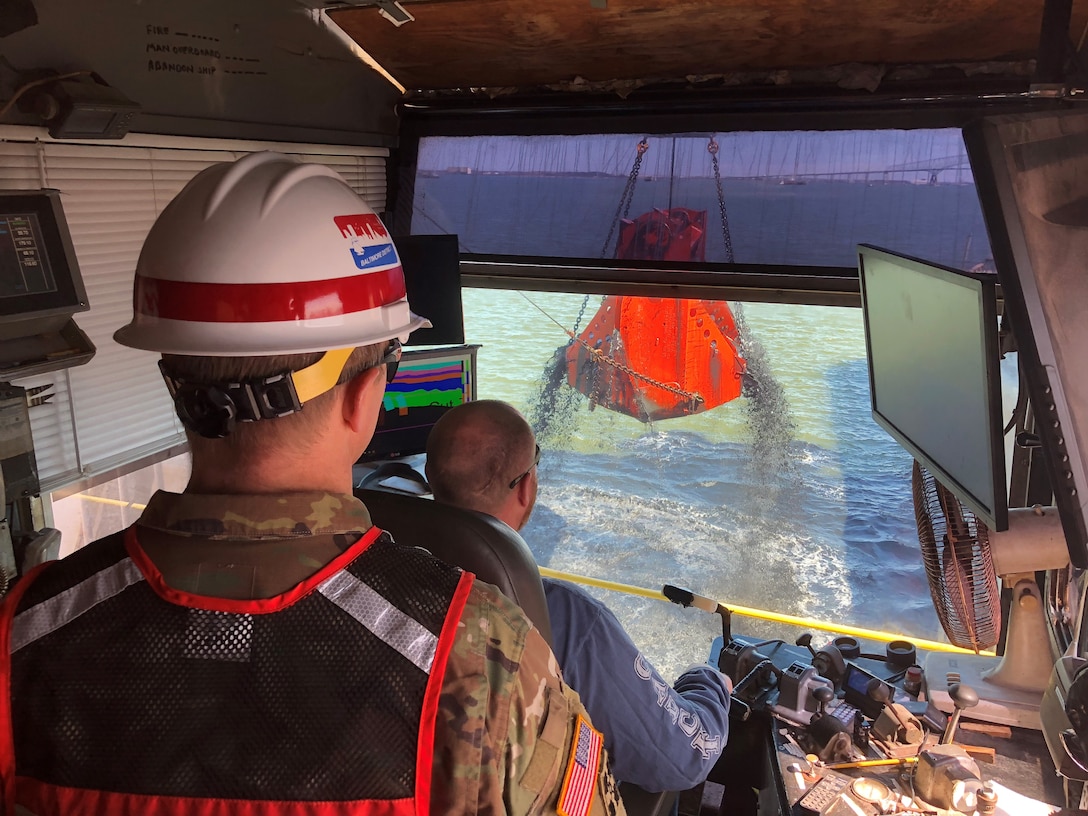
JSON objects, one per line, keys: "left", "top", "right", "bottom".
{"left": 528, "top": 345, "right": 584, "bottom": 447}
{"left": 733, "top": 303, "right": 798, "bottom": 485}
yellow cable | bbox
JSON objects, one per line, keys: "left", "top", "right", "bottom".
{"left": 538, "top": 565, "right": 995, "bottom": 656}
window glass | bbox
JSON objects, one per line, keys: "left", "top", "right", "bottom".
{"left": 414, "top": 130, "right": 992, "bottom": 271}
{"left": 50, "top": 453, "right": 191, "bottom": 557}
{"left": 464, "top": 287, "right": 957, "bottom": 678}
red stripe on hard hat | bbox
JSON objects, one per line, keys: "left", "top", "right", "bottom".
{"left": 133, "top": 267, "right": 407, "bottom": 323}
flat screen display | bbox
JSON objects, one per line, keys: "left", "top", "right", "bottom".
{"left": 359, "top": 344, "right": 478, "bottom": 462}
{"left": 0, "top": 213, "right": 58, "bottom": 298}
{"left": 859, "top": 244, "right": 1007, "bottom": 531}
{"left": 0, "top": 191, "right": 87, "bottom": 321}
{"left": 396, "top": 234, "right": 464, "bottom": 347}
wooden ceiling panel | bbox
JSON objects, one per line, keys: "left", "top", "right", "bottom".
{"left": 330, "top": 0, "right": 1071, "bottom": 92}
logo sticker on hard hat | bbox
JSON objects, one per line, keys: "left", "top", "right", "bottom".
{"left": 334, "top": 213, "right": 398, "bottom": 271}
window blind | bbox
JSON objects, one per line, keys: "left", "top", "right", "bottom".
{"left": 0, "top": 134, "right": 388, "bottom": 493}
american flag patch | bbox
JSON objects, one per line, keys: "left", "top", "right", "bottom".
{"left": 558, "top": 714, "right": 603, "bottom": 816}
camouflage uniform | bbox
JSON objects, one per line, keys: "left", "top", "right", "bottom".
{"left": 110, "top": 490, "right": 627, "bottom": 816}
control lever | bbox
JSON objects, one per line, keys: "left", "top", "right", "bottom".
{"left": 939, "top": 683, "right": 980, "bottom": 745}
{"left": 868, "top": 677, "right": 923, "bottom": 745}
{"left": 918, "top": 683, "right": 986, "bottom": 811}
{"left": 663, "top": 584, "right": 732, "bottom": 643}
{"left": 807, "top": 686, "right": 854, "bottom": 763}
{"left": 812, "top": 684, "right": 833, "bottom": 717}
{"left": 795, "top": 633, "right": 817, "bottom": 659}
{"left": 733, "top": 658, "right": 779, "bottom": 695}
{"left": 729, "top": 658, "right": 779, "bottom": 721}
{"left": 812, "top": 643, "right": 846, "bottom": 690}
{"left": 867, "top": 678, "right": 893, "bottom": 708}
{"left": 795, "top": 631, "right": 849, "bottom": 690}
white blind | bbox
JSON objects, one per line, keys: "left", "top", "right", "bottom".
{"left": 0, "top": 135, "right": 388, "bottom": 493}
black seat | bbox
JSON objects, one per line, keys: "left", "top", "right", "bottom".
{"left": 356, "top": 485, "right": 678, "bottom": 816}
{"left": 356, "top": 487, "right": 553, "bottom": 647}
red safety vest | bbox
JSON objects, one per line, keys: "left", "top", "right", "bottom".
{"left": 0, "top": 525, "right": 473, "bottom": 816}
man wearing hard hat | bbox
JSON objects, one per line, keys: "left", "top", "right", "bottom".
{"left": 1, "top": 153, "right": 625, "bottom": 816}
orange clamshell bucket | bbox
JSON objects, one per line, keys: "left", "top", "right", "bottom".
{"left": 564, "top": 208, "right": 746, "bottom": 422}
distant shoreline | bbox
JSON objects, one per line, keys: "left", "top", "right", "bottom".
{"left": 417, "top": 169, "right": 976, "bottom": 185}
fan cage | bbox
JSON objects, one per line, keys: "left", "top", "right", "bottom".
{"left": 912, "top": 461, "right": 1002, "bottom": 652}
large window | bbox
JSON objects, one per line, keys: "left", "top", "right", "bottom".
{"left": 416, "top": 127, "right": 1005, "bottom": 677}
{"left": 414, "top": 130, "right": 991, "bottom": 271}
{"left": 463, "top": 288, "right": 948, "bottom": 678}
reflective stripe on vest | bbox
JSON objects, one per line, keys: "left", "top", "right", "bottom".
{"left": 12, "top": 556, "right": 438, "bottom": 673}
{"left": 318, "top": 570, "right": 437, "bottom": 673}
{"left": 11, "top": 558, "right": 145, "bottom": 654}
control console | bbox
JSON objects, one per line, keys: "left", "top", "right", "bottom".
{"left": 705, "top": 633, "right": 993, "bottom": 815}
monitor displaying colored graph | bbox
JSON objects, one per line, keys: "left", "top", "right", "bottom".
{"left": 359, "top": 345, "right": 479, "bottom": 462}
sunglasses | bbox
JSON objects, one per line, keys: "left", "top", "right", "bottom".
{"left": 509, "top": 443, "right": 541, "bottom": 489}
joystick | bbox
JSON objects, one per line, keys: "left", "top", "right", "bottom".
{"left": 812, "top": 684, "right": 834, "bottom": 717}
{"left": 868, "top": 677, "right": 923, "bottom": 744}
{"left": 939, "top": 683, "right": 980, "bottom": 745}
{"left": 796, "top": 633, "right": 817, "bottom": 659}
{"left": 807, "top": 687, "right": 854, "bottom": 764}
{"left": 866, "top": 677, "right": 892, "bottom": 707}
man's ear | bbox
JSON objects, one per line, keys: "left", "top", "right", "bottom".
{"left": 513, "top": 467, "right": 535, "bottom": 508}
{"left": 342, "top": 365, "right": 385, "bottom": 435}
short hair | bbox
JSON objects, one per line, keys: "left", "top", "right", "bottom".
{"left": 162, "top": 342, "right": 386, "bottom": 460}
{"left": 426, "top": 400, "right": 535, "bottom": 516}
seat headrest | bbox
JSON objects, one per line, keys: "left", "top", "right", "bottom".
{"left": 356, "top": 487, "right": 553, "bottom": 647}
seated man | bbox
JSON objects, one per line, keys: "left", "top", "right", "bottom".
{"left": 426, "top": 399, "right": 732, "bottom": 792}
{"left": 1, "top": 154, "right": 624, "bottom": 816}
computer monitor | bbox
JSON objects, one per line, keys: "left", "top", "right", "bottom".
{"left": 359, "top": 344, "right": 479, "bottom": 462}
{"left": 0, "top": 191, "right": 88, "bottom": 329}
{"left": 858, "top": 244, "right": 1007, "bottom": 531}
{"left": 396, "top": 234, "right": 464, "bottom": 347}
{"left": 0, "top": 190, "right": 95, "bottom": 378}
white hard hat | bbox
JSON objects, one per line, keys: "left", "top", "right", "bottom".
{"left": 114, "top": 151, "right": 429, "bottom": 356}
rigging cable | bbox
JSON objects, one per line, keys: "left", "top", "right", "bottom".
{"left": 518, "top": 291, "right": 703, "bottom": 403}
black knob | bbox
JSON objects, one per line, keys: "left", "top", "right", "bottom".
{"left": 796, "top": 633, "right": 817, "bottom": 658}
{"left": 940, "top": 683, "right": 979, "bottom": 745}
{"left": 812, "top": 685, "right": 834, "bottom": 715}
{"left": 949, "top": 683, "right": 980, "bottom": 711}
{"left": 886, "top": 640, "right": 917, "bottom": 669}
{"left": 866, "top": 677, "right": 891, "bottom": 705}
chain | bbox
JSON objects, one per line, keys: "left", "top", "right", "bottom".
{"left": 708, "top": 138, "right": 735, "bottom": 264}
{"left": 570, "top": 295, "right": 592, "bottom": 340}
{"left": 573, "top": 138, "right": 649, "bottom": 341}
{"left": 522, "top": 290, "right": 703, "bottom": 409}
{"left": 599, "top": 138, "right": 648, "bottom": 259}
{"left": 569, "top": 329, "right": 704, "bottom": 405}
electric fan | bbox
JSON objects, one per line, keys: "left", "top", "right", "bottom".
{"left": 913, "top": 460, "right": 1069, "bottom": 729}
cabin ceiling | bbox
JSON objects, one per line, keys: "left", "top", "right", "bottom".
{"left": 328, "top": 0, "right": 1086, "bottom": 96}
